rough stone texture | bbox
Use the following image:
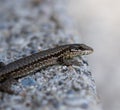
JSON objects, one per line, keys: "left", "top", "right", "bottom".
{"left": 0, "top": 0, "right": 102, "bottom": 110}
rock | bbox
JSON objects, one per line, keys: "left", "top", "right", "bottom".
{"left": 0, "top": 0, "right": 102, "bottom": 110}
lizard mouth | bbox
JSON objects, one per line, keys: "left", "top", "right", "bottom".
{"left": 83, "top": 50, "right": 93, "bottom": 55}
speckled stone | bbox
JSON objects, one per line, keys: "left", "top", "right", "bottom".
{"left": 0, "top": 0, "right": 102, "bottom": 110}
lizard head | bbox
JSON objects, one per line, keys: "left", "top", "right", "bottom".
{"left": 67, "top": 44, "right": 93, "bottom": 58}
{"left": 70, "top": 44, "right": 93, "bottom": 55}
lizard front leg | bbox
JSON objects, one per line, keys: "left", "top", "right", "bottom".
{"left": 58, "top": 57, "right": 82, "bottom": 66}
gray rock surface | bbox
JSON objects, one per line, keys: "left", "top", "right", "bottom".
{"left": 0, "top": 0, "right": 102, "bottom": 110}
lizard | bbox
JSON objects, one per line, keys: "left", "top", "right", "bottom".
{"left": 0, "top": 44, "right": 93, "bottom": 94}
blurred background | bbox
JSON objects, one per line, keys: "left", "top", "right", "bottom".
{"left": 67, "top": 0, "right": 120, "bottom": 110}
